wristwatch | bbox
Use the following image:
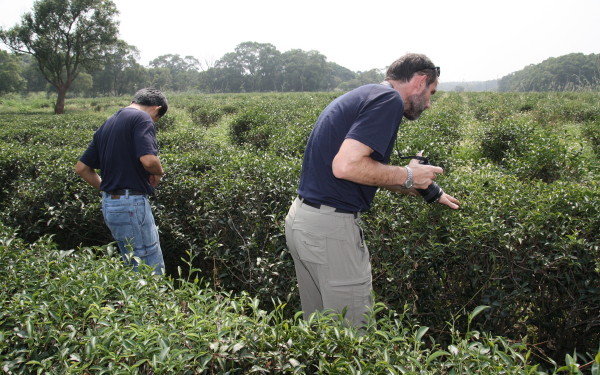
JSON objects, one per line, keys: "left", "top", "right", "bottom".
{"left": 404, "top": 166, "right": 413, "bottom": 189}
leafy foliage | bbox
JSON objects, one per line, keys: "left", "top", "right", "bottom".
{"left": 498, "top": 53, "right": 600, "bottom": 92}
{"left": 1, "top": 224, "right": 593, "bottom": 374}
{"left": 0, "top": 91, "right": 599, "bottom": 372}
{"left": 0, "top": 0, "right": 122, "bottom": 113}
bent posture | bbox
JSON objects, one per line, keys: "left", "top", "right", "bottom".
{"left": 285, "top": 53, "right": 459, "bottom": 327}
{"left": 75, "top": 88, "right": 168, "bottom": 274}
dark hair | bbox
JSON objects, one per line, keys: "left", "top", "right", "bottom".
{"left": 132, "top": 88, "right": 168, "bottom": 118}
{"left": 385, "top": 53, "right": 439, "bottom": 86}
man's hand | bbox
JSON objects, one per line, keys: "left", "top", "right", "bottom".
{"left": 149, "top": 174, "right": 162, "bottom": 187}
{"left": 407, "top": 151, "right": 443, "bottom": 190}
{"left": 437, "top": 192, "right": 460, "bottom": 209}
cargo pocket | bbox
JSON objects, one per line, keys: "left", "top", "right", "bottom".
{"left": 293, "top": 230, "right": 327, "bottom": 265}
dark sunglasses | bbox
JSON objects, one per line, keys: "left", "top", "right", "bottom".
{"left": 424, "top": 66, "right": 440, "bottom": 77}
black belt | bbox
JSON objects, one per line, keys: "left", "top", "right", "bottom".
{"left": 298, "top": 195, "right": 357, "bottom": 215}
{"left": 107, "top": 189, "right": 146, "bottom": 196}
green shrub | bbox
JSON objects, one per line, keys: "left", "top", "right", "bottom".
{"left": 1, "top": 224, "right": 583, "bottom": 374}
{"left": 154, "top": 144, "right": 299, "bottom": 304}
{"left": 366, "top": 165, "right": 599, "bottom": 363}
{"left": 0, "top": 146, "right": 109, "bottom": 248}
{"left": 583, "top": 119, "right": 600, "bottom": 157}
{"left": 478, "top": 115, "right": 575, "bottom": 182}
{"left": 187, "top": 104, "right": 224, "bottom": 128}
{"left": 229, "top": 108, "right": 272, "bottom": 149}
{"left": 479, "top": 115, "right": 535, "bottom": 164}
{"left": 1, "top": 91, "right": 598, "bottom": 369}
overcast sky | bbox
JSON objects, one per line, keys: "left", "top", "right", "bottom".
{"left": 1, "top": 0, "right": 599, "bottom": 82}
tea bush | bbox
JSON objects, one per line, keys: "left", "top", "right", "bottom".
{"left": 155, "top": 144, "right": 299, "bottom": 303}
{"left": 0, "top": 91, "right": 599, "bottom": 371}
{"left": 226, "top": 93, "right": 332, "bottom": 156}
{"left": 478, "top": 114, "right": 576, "bottom": 182}
{"left": 583, "top": 119, "right": 600, "bottom": 157}
{"left": 2, "top": 223, "right": 593, "bottom": 374}
{"left": 366, "top": 164, "right": 599, "bottom": 364}
{"left": 187, "top": 103, "right": 225, "bottom": 128}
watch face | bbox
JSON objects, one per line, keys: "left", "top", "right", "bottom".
{"left": 406, "top": 180, "right": 413, "bottom": 189}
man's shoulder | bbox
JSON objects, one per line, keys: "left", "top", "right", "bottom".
{"left": 346, "top": 84, "right": 400, "bottom": 101}
{"left": 118, "top": 107, "right": 152, "bottom": 122}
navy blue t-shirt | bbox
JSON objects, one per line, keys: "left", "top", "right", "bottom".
{"left": 298, "top": 84, "right": 404, "bottom": 212}
{"left": 79, "top": 107, "right": 159, "bottom": 194}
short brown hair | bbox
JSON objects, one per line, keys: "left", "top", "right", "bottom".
{"left": 385, "top": 53, "right": 439, "bottom": 86}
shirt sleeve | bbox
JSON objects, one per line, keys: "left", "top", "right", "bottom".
{"left": 79, "top": 137, "right": 100, "bottom": 169}
{"left": 133, "top": 117, "right": 158, "bottom": 158}
{"left": 346, "top": 89, "right": 403, "bottom": 161}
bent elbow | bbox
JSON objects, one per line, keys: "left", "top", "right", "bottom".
{"left": 74, "top": 161, "right": 87, "bottom": 176}
{"left": 332, "top": 158, "right": 351, "bottom": 180}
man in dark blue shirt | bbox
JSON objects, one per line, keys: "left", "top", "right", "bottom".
{"left": 285, "top": 54, "right": 459, "bottom": 326}
{"left": 75, "top": 88, "right": 168, "bottom": 274}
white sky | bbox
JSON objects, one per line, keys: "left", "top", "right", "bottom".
{"left": 1, "top": 0, "right": 599, "bottom": 82}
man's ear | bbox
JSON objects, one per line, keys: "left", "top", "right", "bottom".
{"left": 408, "top": 74, "right": 427, "bottom": 91}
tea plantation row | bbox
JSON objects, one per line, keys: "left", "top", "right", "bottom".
{"left": 0, "top": 91, "right": 599, "bottom": 372}
{"left": 3, "top": 222, "right": 572, "bottom": 374}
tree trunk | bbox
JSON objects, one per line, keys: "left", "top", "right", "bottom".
{"left": 54, "top": 86, "right": 67, "bottom": 114}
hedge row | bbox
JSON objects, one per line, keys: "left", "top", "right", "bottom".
{"left": 0, "top": 92, "right": 598, "bottom": 367}
{"left": 1, "top": 223, "right": 591, "bottom": 374}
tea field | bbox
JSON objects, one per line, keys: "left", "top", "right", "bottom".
{"left": 0, "top": 91, "right": 599, "bottom": 374}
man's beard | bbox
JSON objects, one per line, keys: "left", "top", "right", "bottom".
{"left": 403, "top": 91, "right": 428, "bottom": 120}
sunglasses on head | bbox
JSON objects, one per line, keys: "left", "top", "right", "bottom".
{"left": 423, "top": 66, "right": 440, "bottom": 77}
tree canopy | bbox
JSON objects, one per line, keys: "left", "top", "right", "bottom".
{"left": 498, "top": 53, "right": 600, "bottom": 92}
{"left": 0, "top": 50, "right": 25, "bottom": 94}
{"left": 0, "top": 0, "right": 121, "bottom": 113}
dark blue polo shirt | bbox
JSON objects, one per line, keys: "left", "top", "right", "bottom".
{"left": 297, "top": 84, "right": 404, "bottom": 212}
{"left": 79, "top": 107, "right": 158, "bottom": 195}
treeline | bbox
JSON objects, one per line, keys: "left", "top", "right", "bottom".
{"left": 498, "top": 53, "right": 600, "bottom": 92}
{"left": 2, "top": 40, "right": 598, "bottom": 97}
{"left": 0, "top": 41, "right": 383, "bottom": 96}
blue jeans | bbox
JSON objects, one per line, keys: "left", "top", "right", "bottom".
{"left": 102, "top": 191, "right": 165, "bottom": 275}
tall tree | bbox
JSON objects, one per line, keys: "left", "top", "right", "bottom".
{"left": 149, "top": 54, "right": 201, "bottom": 91}
{"left": 282, "top": 49, "right": 329, "bottom": 91}
{"left": 0, "top": 0, "right": 121, "bottom": 113}
{"left": 214, "top": 42, "right": 282, "bottom": 92}
{"left": 92, "top": 41, "right": 146, "bottom": 96}
{"left": 20, "top": 54, "right": 49, "bottom": 92}
{"left": 498, "top": 53, "right": 600, "bottom": 92}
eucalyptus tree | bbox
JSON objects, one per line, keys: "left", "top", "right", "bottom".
{"left": 0, "top": 0, "right": 121, "bottom": 113}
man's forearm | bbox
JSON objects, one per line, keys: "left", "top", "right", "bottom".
{"left": 75, "top": 161, "right": 101, "bottom": 190}
{"left": 334, "top": 155, "right": 407, "bottom": 187}
{"left": 139, "top": 154, "right": 164, "bottom": 176}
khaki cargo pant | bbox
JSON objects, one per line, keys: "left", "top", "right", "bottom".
{"left": 285, "top": 197, "right": 373, "bottom": 327}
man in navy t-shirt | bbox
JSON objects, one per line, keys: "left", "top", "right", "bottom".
{"left": 285, "top": 53, "right": 460, "bottom": 327}
{"left": 75, "top": 88, "right": 168, "bottom": 274}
